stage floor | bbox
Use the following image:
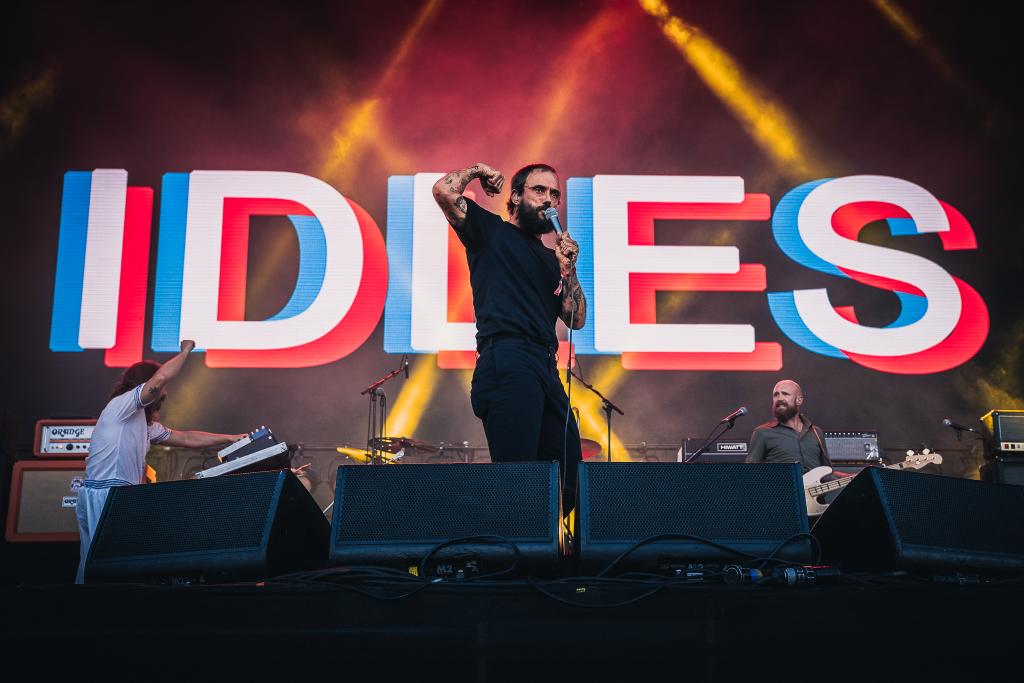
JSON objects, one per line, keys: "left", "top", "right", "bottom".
{"left": 3, "top": 573, "right": 1021, "bottom": 681}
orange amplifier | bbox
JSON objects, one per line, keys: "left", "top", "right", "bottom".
{"left": 34, "top": 419, "right": 96, "bottom": 457}
{"left": 5, "top": 460, "right": 86, "bottom": 542}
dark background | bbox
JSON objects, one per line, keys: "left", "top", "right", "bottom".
{"left": 2, "top": 0, "right": 1021, "bottom": 472}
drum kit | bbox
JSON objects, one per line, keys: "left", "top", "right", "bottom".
{"left": 353, "top": 356, "right": 612, "bottom": 465}
{"left": 338, "top": 436, "right": 606, "bottom": 463}
{"left": 336, "top": 437, "right": 437, "bottom": 464}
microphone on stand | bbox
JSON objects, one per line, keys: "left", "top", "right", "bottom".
{"left": 685, "top": 407, "right": 748, "bottom": 463}
{"left": 720, "top": 406, "right": 748, "bottom": 424}
{"left": 942, "top": 418, "right": 980, "bottom": 434}
{"left": 403, "top": 355, "right": 409, "bottom": 379}
{"left": 943, "top": 418, "right": 982, "bottom": 442}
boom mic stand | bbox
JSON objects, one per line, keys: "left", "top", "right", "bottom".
{"left": 684, "top": 414, "right": 742, "bottom": 464}
{"left": 569, "top": 367, "right": 624, "bottom": 462}
{"left": 360, "top": 355, "right": 408, "bottom": 465}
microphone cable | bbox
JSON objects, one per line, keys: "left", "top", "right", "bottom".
{"left": 563, "top": 306, "right": 574, "bottom": 492}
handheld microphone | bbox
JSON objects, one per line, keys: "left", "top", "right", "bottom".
{"left": 720, "top": 406, "right": 748, "bottom": 424}
{"left": 543, "top": 207, "right": 565, "bottom": 234}
{"left": 942, "top": 418, "right": 980, "bottom": 434}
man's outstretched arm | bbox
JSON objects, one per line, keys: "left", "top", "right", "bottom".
{"left": 431, "top": 162, "right": 505, "bottom": 229}
{"left": 141, "top": 339, "right": 195, "bottom": 406}
{"left": 162, "top": 430, "right": 246, "bottom": 449}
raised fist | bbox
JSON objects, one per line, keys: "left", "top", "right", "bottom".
{"left": 476, "top": 163, "right": 505, "bottom": 197}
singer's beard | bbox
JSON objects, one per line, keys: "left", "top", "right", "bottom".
{"left": 517, "top": 200, "right": 554, "bottom": 236}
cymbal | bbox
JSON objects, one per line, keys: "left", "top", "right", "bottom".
{"left": 581, "top": 438, "right": 603, "bottom": 460}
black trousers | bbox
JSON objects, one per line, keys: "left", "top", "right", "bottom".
{"left": 470, "top": 335, "right": 582, "bottom": 513}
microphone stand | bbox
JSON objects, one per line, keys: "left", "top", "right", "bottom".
{"left": 684, "top": 417, "right": 741, "bottom": 464}
{"left": 948, "top": 426, "right": 984, "bottom": 443}
{"left": 360, "top": 355, "right": 408, "bottom": 465}
{"left": 569, "top": 368, "right": 624, "bottom": 462}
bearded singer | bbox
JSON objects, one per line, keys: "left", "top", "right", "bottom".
{"left": 433, "top": 162, "right": 586, "bottom": 511}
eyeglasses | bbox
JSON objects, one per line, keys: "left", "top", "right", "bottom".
{"left": 524, "top": 184, "right": 561, "bottom": 201}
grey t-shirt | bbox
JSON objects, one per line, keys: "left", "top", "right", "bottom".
{"left": 745, "top": 415, "right": 831, "bottom": 473}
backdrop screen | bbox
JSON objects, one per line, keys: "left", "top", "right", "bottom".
{"left": 2, "top": 1, "right": 1020, "bottom": 472}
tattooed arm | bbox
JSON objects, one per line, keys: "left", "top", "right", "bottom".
{"left": 555, "top": 232, "right": 587, "bottom": 329}
{"left": 431, "top": 162, "right": 505, "bottom": 230}
{"left": 560, "top": 271, "right": 587, "bottom": 330}
{"left": 140, "top": 339, "right": 194, "bottom": 405}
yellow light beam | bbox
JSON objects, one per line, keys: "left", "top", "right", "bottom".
{"left": 385, "top": 354, "right": 441, "bottom": 438}
{"left": 336, "top": 446, "right": 399, "bottom": 464}
{"left": 561, "top": 358, "right": 630, "bottom": 460}
{"left": 314, "top": 1, "right": 446, "bottom": 440}
{"left": 320, "top": 0, "right": 443, "bottom": 184}
{"left": 319, "top": 97, "right": 382, "bottom": 181}
{"left": 639, "top": 0, "right": 826, "bottom": 180}
{"left": 0, "top": 66, "right": 57, "bottom": 147}
{"left": 870, "top": 0, "right": 975, "bottom": 96}
{"left": 518, "top": 8, "right": 621, "bottom": 162}
{"left": 170, "top": 2, "right": 442, "bottom": 428}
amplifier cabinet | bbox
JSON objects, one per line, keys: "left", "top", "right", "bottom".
{"left": 980, "top": 457, "right": 1024, "bottom": 486}
{"left": 6, "top": 460, "right": 86, "bottom": 542}
{"left": 982, "top": 410, "right": 1024, "bottom": 453}
{"left": 34, "top": 419, "right": 96, "bottom": 457}
{"left": 823, "top": 431, "right": 881, "bottom": 462}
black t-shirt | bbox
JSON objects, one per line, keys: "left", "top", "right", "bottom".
{"left": 455, "top": 199, "right": 562, "bottom": 347}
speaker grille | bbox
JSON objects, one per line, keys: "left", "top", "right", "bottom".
{"left": 875, "top": 469, "right": 1024, "bottom": 554}
{"left": 335, "top": 464, "right": 553, "bottom": 544}
{"left": 585, "top": 463, "right": 805, "bottom": 542}
{"left": 91, "top": 474, "right": 278, "bottom": 559}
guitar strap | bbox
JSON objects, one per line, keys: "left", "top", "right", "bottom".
{"left": 810, "top": 424, "right": 831, "bottom": 466}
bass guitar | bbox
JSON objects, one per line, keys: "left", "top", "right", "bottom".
{"left": 804, "top": 450, "right": 942, "bottom": 517}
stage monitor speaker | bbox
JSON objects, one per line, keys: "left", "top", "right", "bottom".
{"left": 330, "top": 462, "right": 562, "bottom": 577}
{"left": 5, "top": 460, "right": 85, "bottom": 542}
{"left": 85, "top": 470, "right": 329, "bottom": 584}
{"left": 575, "top": 462, "right": 811, "bottom": 575}
{"left": 812, "top": 468, "right": 1024, "bottom": 574}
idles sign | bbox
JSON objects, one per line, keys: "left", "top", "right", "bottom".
{"left": 49, "top": 170, "right": 988, "bottom": 373}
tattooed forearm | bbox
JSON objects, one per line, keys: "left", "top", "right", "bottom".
{"left": 438, "top": 164, "right": 481, "bottom": 196}
{"left": 559, "top": 272, "right": 587, "bottom": 329}
{"left": 432, "top": 164, "right": 482, "bottom": 228}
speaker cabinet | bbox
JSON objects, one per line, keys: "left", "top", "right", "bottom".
{"left": 85, "top": 470, "right": 329, "bottom": 583}
{"left": 980, "top": 457, "right": 1024, "bottom": 486}
{"left": 330, "top": 463, "right": 562, "bottom": 577}
{"left": 575, "top": 462, "right": 811, "bottom": 575}
{"left": 812, "top": 468, "right": 1024, "bottom": 574}
{"left": 5, "top": 460, "right": 86, "bottom": 542}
